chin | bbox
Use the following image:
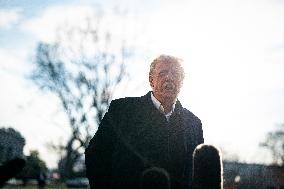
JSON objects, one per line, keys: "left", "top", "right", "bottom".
{"left": 162, "top": 93, "right": 177, "bottom": 101}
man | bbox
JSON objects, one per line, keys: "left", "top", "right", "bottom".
{"left": 85, "top": 55, "right": 204, "bottom": 189}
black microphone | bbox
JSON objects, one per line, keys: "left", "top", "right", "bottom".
{"left": 0, "top": 158, "right": 26, "bottom": 188}
{"left": 192, "top": 144, "right": 223, "bottom": 189}
{"left": 140, "top": 167, "right": 170, "bottom": 189}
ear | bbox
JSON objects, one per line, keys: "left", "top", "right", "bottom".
{"left": 149, "top": 75, "right": 154, "bottom": 88}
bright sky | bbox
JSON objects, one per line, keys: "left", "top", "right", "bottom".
{"left": 0, "top": 0, "right": 284, "bottom": 168}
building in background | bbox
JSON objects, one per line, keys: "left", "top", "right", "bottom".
{"left": 223, "top": 161, "right": 284, "bottom": 189}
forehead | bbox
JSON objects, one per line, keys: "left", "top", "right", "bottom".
{"left": 155, "top": 59, "right": 182, "bottom": 71}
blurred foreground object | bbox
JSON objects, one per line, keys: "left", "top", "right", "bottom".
{"left": 192, "top": 144, "right": 223, "bottom": 189}
{"left": 0, "top": 158, "right": 26, "bottom": 188}
{"left": 140, "top": 167, "right": 170, "bottom": 189}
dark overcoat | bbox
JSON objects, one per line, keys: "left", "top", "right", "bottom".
{"left": 85, "top": 92, "right": 204, "bottom": 189}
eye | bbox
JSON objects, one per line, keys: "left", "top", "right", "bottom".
{"left": 158, "top": 71, "right": 168, "bottom": 77}
{"left": 172, "top": 72, "right": 179, "bottom": 77}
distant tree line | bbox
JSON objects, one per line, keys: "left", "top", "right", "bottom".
{"left": 260, "top": 123, "right": 284, "bottom": 166}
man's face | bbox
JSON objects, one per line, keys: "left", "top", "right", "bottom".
{"left": 150, "top": 60, "right": 184, "bottom": 104}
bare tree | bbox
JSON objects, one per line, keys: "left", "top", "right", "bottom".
{"left": 260, "top": 124, "right": 284, "bottom": 166}
{"left": 31, "top": 14, "right": 132, "bottom": 179}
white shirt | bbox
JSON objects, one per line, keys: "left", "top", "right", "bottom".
{"left": 150, "top": 92, "right": 176, "bottom": 121}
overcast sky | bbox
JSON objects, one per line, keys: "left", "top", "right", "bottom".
{"left": 1, "top": 0, "right": 284, "bottom": 168}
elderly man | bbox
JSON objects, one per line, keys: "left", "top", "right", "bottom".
{"left": 85, "top": 55, "right": 204, "bottom": 189}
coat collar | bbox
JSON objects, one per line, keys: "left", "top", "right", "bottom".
{"left": 141, "top": 91, "right": 184, "bottom": 115}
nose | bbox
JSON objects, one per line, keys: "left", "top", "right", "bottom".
{"left": 166, "top": 71, "right": 175, "bottom": 80}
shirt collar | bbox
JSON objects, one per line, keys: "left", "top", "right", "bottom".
{"left": 150, "top": 92, "right": 176, "bottom": 119}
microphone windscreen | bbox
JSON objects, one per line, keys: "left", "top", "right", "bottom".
{"left": 192, "top": 144, "right": 223, "bottom": 189}
{"left": 140, "top": 167, "right": 170, "bottom": 189}
{"left": 0, "top": 158, "right": 26, "bottom": 186}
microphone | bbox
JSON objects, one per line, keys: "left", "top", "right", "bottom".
{"left": 140, "top": 167, "right": 170, "bottom": 189}
{"left": 0, "top": 158, "right": 26, "bottom": 188}
{"left": 192, "top": 144, "right": 223, "bottom": 189}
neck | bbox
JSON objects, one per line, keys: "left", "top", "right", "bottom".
{"left": 151, "top": 92, "right": 177, "bottom": 113}
{"left": 160, "top": 97, "right": 176, "bottom": 113}
{"left": 162, "top": 103, "right": 173, "bottom": 114}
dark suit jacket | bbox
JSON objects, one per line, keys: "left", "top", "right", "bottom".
{"left": 85, "top": 92, "right": 204, "bottom": 189}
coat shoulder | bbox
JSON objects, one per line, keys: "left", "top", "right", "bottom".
{"left": 108, "top": 96, "right": 141, "bottom": 113}
{"left": 110, "top": 96, "right": 141, "bottom": 107}
{"left": 182, "top": 108, "right": 202, "bottom": 126}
